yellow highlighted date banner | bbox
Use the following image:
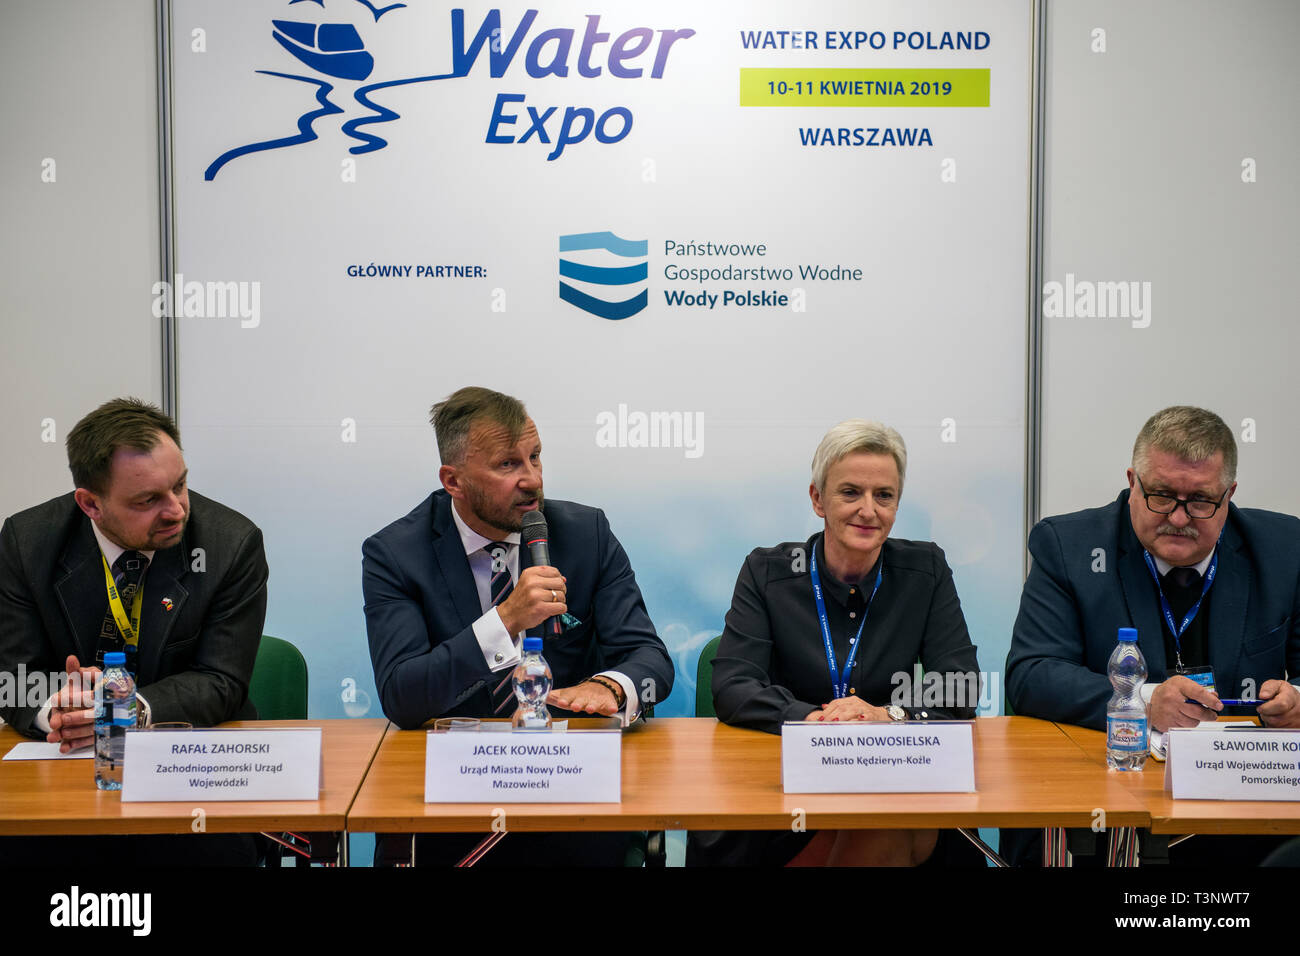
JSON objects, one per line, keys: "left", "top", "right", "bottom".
{"left": 740, "top": 69, "right": 989, "bottom": 107}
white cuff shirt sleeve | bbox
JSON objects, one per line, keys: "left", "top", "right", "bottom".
{"left": 1142, "top": 682, "right": 1162, "bottom": 759}
{"left": 474, "top": 607, "right": 522, "bottom": 672}
{"left": 34, "top": 696, "right": 54, "bottom": 735}
{"left": 596, "top": 670, "right": 639, "bottom": 727}
{"left": 36, "top": 690, "right": 152, "bottom": 733}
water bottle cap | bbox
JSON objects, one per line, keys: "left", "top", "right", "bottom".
{"left": 104, "top": 651, "right": 127, "bottom": 666}
{"left": 1117, "top": 627, "right": 1138, "bottom": 643}
{"left": 522, "top": 637, "right": 543, "bottom": 652}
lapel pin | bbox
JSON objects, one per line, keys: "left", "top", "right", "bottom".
{"left": 161, "top": 597, "right": 174, "bottom": 612}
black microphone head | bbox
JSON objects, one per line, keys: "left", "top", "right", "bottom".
{"left": 521, "top": 509, "right": 548, "bottom": 542}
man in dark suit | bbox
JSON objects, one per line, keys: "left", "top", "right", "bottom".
{"left": 1005, "top": 405, "right": 1300, "bottom": 864}
{"left": 363, "top": 386, "right": 673, "bottom": 864}
{"left": 0, "top": 397, "right": 267, "bottom": 865}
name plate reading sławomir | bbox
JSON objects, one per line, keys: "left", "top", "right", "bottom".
{"left": 1166, "top": 727, "right": 1300, "bottom": 800}
{"left": 121, "top": 729, "right": 322, "bottom": 801}
{"left": 781, "top": 721, "right": 975, "bottom": 793}
{"left": 425, "top": 731, "right": 621, "bottom": 803}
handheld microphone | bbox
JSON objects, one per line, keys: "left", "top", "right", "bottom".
{"left": 521, "top": 509, "right": 561, "bottom": 637}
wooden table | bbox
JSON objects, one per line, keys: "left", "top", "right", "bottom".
{"left": 0, "top": 719, "right": 388, "bottom": 840}
{"left": 1057, "top": 721, "right": 1300, "bottom": 836}
{"left": 348, "top": 716, "right": 1150, "bottom": 837}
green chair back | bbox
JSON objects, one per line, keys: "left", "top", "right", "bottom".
{"left": 695, "top": 635, "right": 723, "bottom": 718}
{"left": 249, "top": 635, "right": 309, "bottom": 720}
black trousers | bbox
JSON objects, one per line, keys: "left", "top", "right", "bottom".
{"left": 998, "top": 827, "right": 1290, "bottom": 867}
{"left": 376, "top": 831, "right": 637, "bottom": 867}
{"left": 0, "top": 833, "right": 260, "bottom": 867}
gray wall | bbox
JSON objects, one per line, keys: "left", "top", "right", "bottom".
{"left": 0, "top": 0, "right": 162, "bottom": 520}
{"left": 1039, "top": 0, "right": 1300, "bottom": 519}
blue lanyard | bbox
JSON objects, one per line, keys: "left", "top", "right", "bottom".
{"left": 810, "top": 540, "right": 883, "bottom": 699}
{"left": 1141, "top": 545, "right": 1218, "bottom": 672}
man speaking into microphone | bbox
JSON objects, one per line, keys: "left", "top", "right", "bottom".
{"left": 363, "top": 388, "right": 674, "bottom": 849}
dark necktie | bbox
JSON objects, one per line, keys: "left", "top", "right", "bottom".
{"left": 485, "top": 542, "right": 518, "bottom": 714}
{"left": 487, "top": 541, "right": 513, "bottom": 608}
{"left": 1161, "top": 566, "right": 1202, "bottom": 621}
{"left": 96, "top": 550, "right": 149, "bottom": 671}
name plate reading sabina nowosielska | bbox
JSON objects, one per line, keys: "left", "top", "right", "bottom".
{"left": 1165, "top": 726, "right": 1300, "bottom": 800}
{"left": 121, "top": 728, "right": 322, "bottom": 801}
{"left": 781, "top": 721, "right": 975, "bottom": 793}
{"left": 425, "top": 730, "right": 621, "bottom": 803}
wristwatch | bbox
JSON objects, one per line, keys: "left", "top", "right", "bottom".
{"left": 886, "top": 704, "right": 908, "bottom": 722}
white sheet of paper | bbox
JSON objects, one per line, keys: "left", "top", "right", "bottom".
{"left": 3, "top": 742, "right": 93, "bottom": 761}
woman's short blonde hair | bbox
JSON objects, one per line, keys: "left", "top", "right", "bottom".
{"left": 811, "top": 420, "right": 907, "bottom": 496}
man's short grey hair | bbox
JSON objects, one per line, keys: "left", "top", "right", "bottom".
{"left": 1132, "top": 406, "right": 1237, "bottom": 488}
{"left": 429, "top": 386, "right": 529, "bottom": 466}
{"left": 811, "top": 420, "right": 908, "bottom": 495}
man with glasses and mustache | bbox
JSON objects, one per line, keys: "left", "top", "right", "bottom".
{"left": 1005, "top": 406, "right": 1300, "bottom": 865}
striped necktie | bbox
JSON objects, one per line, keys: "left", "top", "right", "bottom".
{"left": 96, "top": 550, "right": 149, "bottom": 673}
{"left": 485, "top": 542, "right": 518, "bottom": 714}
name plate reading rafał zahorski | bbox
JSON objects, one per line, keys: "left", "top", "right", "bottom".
{"left": 121, "top": 729, "right": 322, "bottom": 801}
{"left": 781, "top": 721, "right": 975, "bottom": 793}
{"left": 425, "top": 730, "right": 621, "bottom": 803}
{"left": 1166, "top": 727, "right": 1300, "bottom": 800}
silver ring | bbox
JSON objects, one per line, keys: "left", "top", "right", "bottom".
{"left": 551, "top": 590, "right": 557, "bottom": 602}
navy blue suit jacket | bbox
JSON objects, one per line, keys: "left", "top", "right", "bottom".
{"left": 363, "top": 490, "right": 674, "bottom": 729}
{"left": 1006, "top": 490, "right": 1300, "bottom": 729}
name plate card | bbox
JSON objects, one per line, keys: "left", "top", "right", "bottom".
{"left": 781, "top": 721, "right": 975, "bottom": 793}
{"left": 121, "top": 729, "right": 322, "bottom": 802}
{"left": 425, "top": 730, "right": 621, "bottom": 803}
{"left": 1165, "top": 727, "right": 1300, "bottom": 801}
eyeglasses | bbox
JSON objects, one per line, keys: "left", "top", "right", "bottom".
{"left": 1135, "top": 475, "right": 1228, "bottom": 520}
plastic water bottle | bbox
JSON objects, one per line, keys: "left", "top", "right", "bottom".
{"left": 511, "top": 637, "right": 553, "bottom": 730}
{"left": 1106, "top": 627, "right": 1148, "bottom": 771}
{"left": 94, "top": 651, "right": 138, "bottom": 790}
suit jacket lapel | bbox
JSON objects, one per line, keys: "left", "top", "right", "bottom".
{"left": 1207, "top": 511, "right": 1248, "bottom": 693}
{"left": 54, "top": 518, "right": 108, "bottom": 664}
{"left": 1116, "top": 499, "right": 1169, "bottom": 677}
{"left": 137, "top": 539, "right": 190, "bottom": 683}
{"left": 431, "top": 495, "right": 485, "bottom": 632}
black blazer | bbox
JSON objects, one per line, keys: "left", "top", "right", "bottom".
{"left": 0, "top": 491, "right": 268, "bottom": 736}
{"left": 1006, "top": 490, "right": 1300, "bottom": 729}
{"left": 362, "top": 490, "right": 674, "bottom": 729}
{"left": 712, "top": 533, "right": 980, "bottom": 734}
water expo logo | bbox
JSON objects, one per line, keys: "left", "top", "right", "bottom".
{"left": 206, "top": 2, "right": 696, "bottom": 179}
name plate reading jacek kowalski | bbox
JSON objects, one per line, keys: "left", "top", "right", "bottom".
{"left": 121, "top": 729, "right": 322, "bottom": 802}
{"left": 1166, "top": 726, "right": 1300, "bottom": 801}
{"left": 781, "top": 722, "right": 975, "bottom": 793}
{"left": 425, "top": 731, "right": 621, "bottom": 803}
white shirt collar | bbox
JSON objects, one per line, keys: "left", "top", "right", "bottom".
{"left": 449, "top": 499, "right": 519, "bottom": 556}
{"left": 91, "top": 521, "right": 156, "bottom": 568}
{"left": 1152, "top": 548, "right": 1215, "bottom": 578}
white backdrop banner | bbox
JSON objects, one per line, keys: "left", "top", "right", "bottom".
{"left": 170, "top": 0, "right": 1031, "bottom": 720}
